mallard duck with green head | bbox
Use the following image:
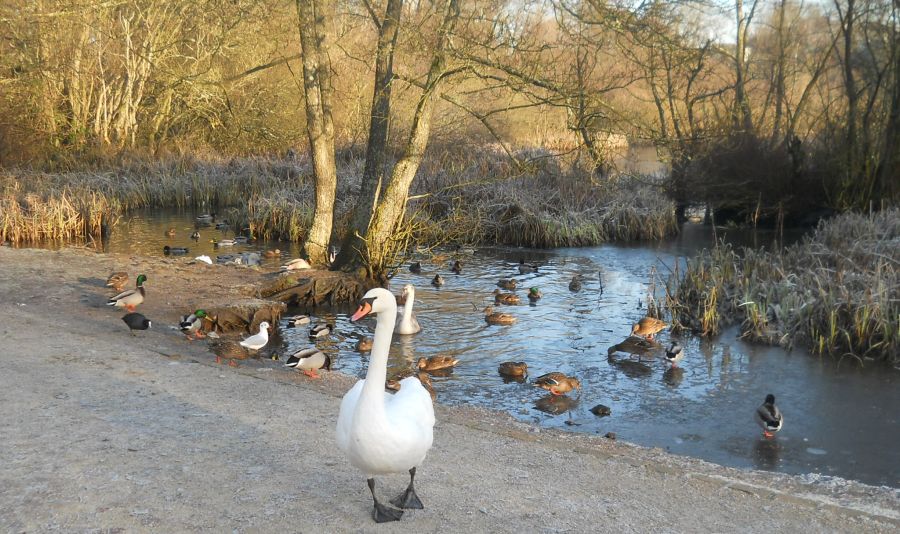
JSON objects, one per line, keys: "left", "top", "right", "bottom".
{"left": 107, "top": 274, "right": 147, "bottom": 312}
{"left": 179, "top": 309, "right": 209, "bottom": 340}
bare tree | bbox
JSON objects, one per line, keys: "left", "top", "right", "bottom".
{"left": 296, "top": 0, "right": 338, "bottom": 266}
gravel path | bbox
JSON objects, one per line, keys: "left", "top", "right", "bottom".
{"left": 1, "top": 247, "right": 897, "bottom": 532}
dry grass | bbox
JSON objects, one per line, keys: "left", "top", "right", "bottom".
{"left": 660, "top": 210, "right": 900, "bottom": 364}
{"left": 411, "top": 145, "right": 677, "bottom": 248}
{"left": 1, "top": 146, "right": 677, "bottom": 250}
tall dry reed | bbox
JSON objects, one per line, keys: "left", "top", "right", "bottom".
{"left": 662, "top": 210, "right": 899, "bottom": 364}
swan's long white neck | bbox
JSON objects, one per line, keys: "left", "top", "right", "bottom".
{"left": 360, "top": 299, "right": 397, "bottom": 407}
{"left": 401, "top": 288, "right": 415, "bottom": 322}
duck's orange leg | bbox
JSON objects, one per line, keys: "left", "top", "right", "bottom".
{"left": 303, "top": 369, "right": 320, "bottom": 379}
{"left": 126, "top": 304, "right": 136, "bottom": 312}
{"left": 228, "top": 360, "right": 239, "bottom": 367}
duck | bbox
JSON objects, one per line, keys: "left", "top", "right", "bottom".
{"left": 107, "top": 274, "right": 147, "bottom": 312}
{"left": 527, "top": 287, "right": 543, "bottom": 302}
{"left": 356, "top": 336, "right": 373, "bottom": 352}
{"left": 106, "top": 271, "right": 129, "bottom": 292}
{"left": 196, "top": 213, "right": 214, "bottom": 224}
{"left": 285, "top": 347, "right": 332, "bottom": 378}
{"left": 484, "top": 306, "right": 516, "bottom": 325}
{"left": 395, "top": 284, "right": 421, "bottom": 335}
{"left": 286, "top": 315, "right": 311, "bottom": 327}
{"left": 215, "top": 221, "right": 229, "bottom": 230}
{"left": 568, "top": 275, "right": 583, "bottom": 292}
{"left": 210, "top": 340, "right": 252, "bottom": 367}
{"left": 121, "top": 312, "right": 151, "bottom": 336}
{"left": 194, "top": 255, "right": 213, "bottom": 265}
{"left": 533, "top": 372, "right": 581, "bottom": 396}
{"left": 233, "top": 235, "right": 251, "bottom": 244}
{"left": 431, "top": 274, "right": 444, "bottom": 287}
{"left": 336, "top": 288, "right": 435, "bottom": 523}
{"left": 179, "top": 309, "right": 209, "bottom": 340}
{"left": 281, "top": 258, "right": 312, "bottom": 271}
{"left": 165, "top": 227, "right": 177, "bottom": 237}
{"left": 409, "top": 261, "right": 422, "bottom": 274}
{"left": 497, "top": 278, "right": 517, "bottom": 290}
{"left": 450, "top": 260, "right": 462, "bottom": 274}
{"left": 518, "top": 258, "right": 538, "bottom": 274}
{"left": 263, "top": 249, "right": 281, "bottom": 258}
{"left": 498, "top": 361, "right": 528, "bottom": 378}
{"left": 163, "top": 245, "right": 189, "bottom": 255}
{"left": 190, "top": 231, "right": 200, "bottom": 240}
{"left": 664, "top": 342, "right": 684, "bottom": 367}
{"left": 212, "top": 239, "right": 235, "bottom": 247}
{"left": 309, "top": 321, "right": 334, "bottom": 339}
{"left": 755, "top": 394, "right": 784, "bottom": 438}
{"left": 239, "top": 321, "right": 270, "bottom": 351}
{"left": 417, "top": 356, "right": 459, "bottom": 372}
{"left": 493, "top": 289, "right": 520, "bottom": 305}
{"left": 607, "top": 335, "right": 659, "bottom": 357}
{"left": 632, "top": 316, "right": 668, "bottom": 340}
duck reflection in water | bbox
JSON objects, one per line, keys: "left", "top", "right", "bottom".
{"left": 662, "top": 367, "right": 685, "bottom": 387}
{"left": 535, "top": 394, "right": 579, "bottom": 415}
{"left": 752, "top": 437, "right": 782, "bottom": 470}
{"left": 607, "top": 355, "right": 653, "bottom": 378}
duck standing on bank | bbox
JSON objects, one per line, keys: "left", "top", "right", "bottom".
{"left": 106, "top": 271, "right": 129, "bottom": 292}
{"left": 336, "top": 288, "right": 435, "bottom": 523}
{"left": 107, "top": 274, "right": 147, "bottom": 312}
{"left": 179, "top": 309, "right": 209, "bottom": 340}
{"left": 285, "top": 347, "right": 331, "bottom": 378}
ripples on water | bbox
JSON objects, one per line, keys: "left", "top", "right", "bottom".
{"left": 24, "top": 210, "right": 900, "bottom": 488}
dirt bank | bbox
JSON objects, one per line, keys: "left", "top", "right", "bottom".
{"left": 0, "top": 246, "right": 897, "bottom": 532}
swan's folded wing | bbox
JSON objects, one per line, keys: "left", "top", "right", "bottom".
{"left": 336, "top": 380, "right": 365, "bottom": 452}
{"left": 388, "top": 377, "right": 436, "bottom": 428}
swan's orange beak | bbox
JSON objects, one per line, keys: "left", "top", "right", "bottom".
{"left": 350, "top": 298, "right": 375, "bottom": 322}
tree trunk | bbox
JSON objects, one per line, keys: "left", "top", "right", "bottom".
{"left": 733, "top": 0, "right": 755, "bottom": 133}
{"left": 296, "top": 0, "right": 337, "bottom": 267}
{"left": 333, "top": 0, "right": 403, "bottom": 272}
{"left": 875, "top": 3, "right": 900, "bottom": 201}
{"left": 360, "top": 0, "right": 460, "bottom": 279}
{"left": 839, "top": 0, "right": 858, "bottom": 186}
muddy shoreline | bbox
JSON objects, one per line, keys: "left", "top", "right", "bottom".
{"left": 0, "top": 246, "right": 897, "bottom": 532}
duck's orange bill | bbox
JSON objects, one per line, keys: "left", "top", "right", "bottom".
{"left": 350, "top": 302, "right": 372, "bottom": 322}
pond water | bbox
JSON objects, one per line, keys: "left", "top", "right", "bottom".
{"left": 18, "top": 210, "right": 900, "bottom": 488}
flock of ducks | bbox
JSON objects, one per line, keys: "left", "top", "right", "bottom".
{"left": 104, "top": 240, "right": 784, "bottom": 524}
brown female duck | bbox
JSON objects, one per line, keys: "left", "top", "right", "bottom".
{"left": 484, "top": 306, "right": 516, "bottom": 325}
{"left": 533, "top": 372, "right": 581, "bottom": 396}
{"left": 493, "top": 289, "right": 520, "bottom": 305}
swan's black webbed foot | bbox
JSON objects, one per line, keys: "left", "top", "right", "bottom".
{"left": 368, "top": 478, "right": 404, "bottom": 522}
{"left": 373, "top": 500, "right": 404, "bottom": 522}
{"left": 391, "top": 467, "right": 425, "bottom": 509}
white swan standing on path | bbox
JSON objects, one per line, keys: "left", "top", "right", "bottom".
{"left": 336, "top": 288, "right": 435, "bottom": 523}
{"left": 395, "top": 284, "right": 422, "bottom": 335}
